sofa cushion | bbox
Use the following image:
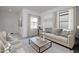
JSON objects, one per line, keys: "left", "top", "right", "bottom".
{"left": 56, "top": 35, "right": 68, "bottom": 43}
{"left": 52, "top": 29, "right": 62, "bottom": 35}
{"left": 45, "top": 33, "right": 68, "bottom": 43}
{"left": 45, "top": 28, "right": 52, "bottom": 33}
{"left": 60, "top": 31, "right": 70, "bottom": 37}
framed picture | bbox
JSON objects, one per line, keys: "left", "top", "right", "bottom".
{"left": 18, "top": 16, "right": 22, "bottom": 27}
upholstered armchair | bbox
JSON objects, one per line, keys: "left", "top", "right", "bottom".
{"left": 0, "top": 31, "right": 25, "bottom": 53}
{"left": 7, "top": 33, "right": 26, "bottom": 53}
{"left": 0, "top": 31, "right": 11, "bottom": 53}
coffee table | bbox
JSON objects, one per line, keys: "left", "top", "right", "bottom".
{"left": 29, "top": 37, "right": 52, "bottom": 53}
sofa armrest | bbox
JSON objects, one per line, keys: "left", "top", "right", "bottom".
{"left": 67, "top": 34, "right": 75, "bottom": 48}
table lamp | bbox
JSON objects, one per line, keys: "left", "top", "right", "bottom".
{"left": 77, "top": 25, "right": 79, "bottom": 29}
{"left": 76, "top": 25, "right": 79, "bottom": 35}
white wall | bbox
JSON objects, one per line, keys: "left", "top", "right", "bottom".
{"left": 41, "top": 6, "right": 74, "bottom": 15}
{"left": 41, "top": 13, "right": 56, "bottom": 29}
{"left": 41, "top": 6, "right": 76, "bottom": 30}
{"left": 0, "top": 11, "right": 20, "bottom": 33}
{"left": 76, "top": 6, "right": 79, "bottom": 26}
{"left": 0, "top": 6, "right": 76, "bottom": 37}
{"left": 0, "top": 8, "right": 40, "bottom": 38}
{"left": 0, "top": 12, "right": 3, "bottom": 31}
{"left": 21, "top": 9, "right": 40, "bottom": 37}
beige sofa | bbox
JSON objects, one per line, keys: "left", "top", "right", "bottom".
{"left": 43, "top": 30, "right": 75, "bottom": 49}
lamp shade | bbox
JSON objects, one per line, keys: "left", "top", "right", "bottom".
{"left": 77, "top": 25, "right": 79, "bottom": 29}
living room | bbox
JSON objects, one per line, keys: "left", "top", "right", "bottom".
{"left": 0, "top": 6, "right": 79, "bottom": 53}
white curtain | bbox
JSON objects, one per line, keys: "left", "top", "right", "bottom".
{"left": 68, "top": 8, "right": 74, "bottom": 31}
{"left": 57, "top": 8, "right": 75, "bottom": 31}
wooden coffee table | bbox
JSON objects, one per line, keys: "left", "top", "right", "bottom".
{"left": 29, "top": 37, "right": 52, "bottom": 53}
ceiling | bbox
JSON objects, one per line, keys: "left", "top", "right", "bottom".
{"left": 0, "top": 6, "right": 57, "bottom": 13}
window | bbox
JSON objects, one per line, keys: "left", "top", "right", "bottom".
{"left": 30, "top": 16, "right": 38, "bottom": 29}
{"left": 59, "top": 12, "right": 69, "bottom": 30}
